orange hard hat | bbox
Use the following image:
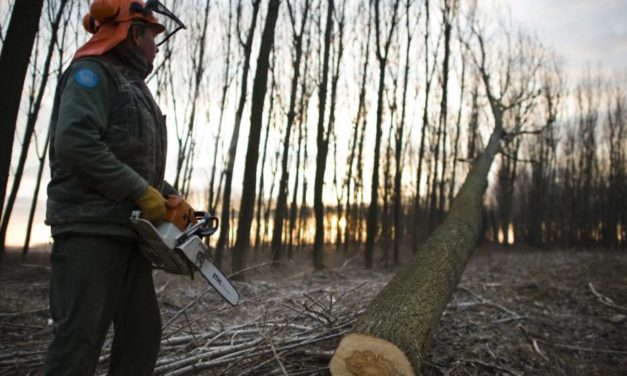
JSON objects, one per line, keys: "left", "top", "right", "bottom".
{"left": 74, "top": 0, "right": 169, "bottom": 60}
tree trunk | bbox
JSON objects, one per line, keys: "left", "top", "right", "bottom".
{"left": 365, "top": 0, "right": 400, "bottom": 269}
{"left": 288, "top": 119, "right": 303, "bottom": 259}
{"left": 448, "top": 53, "right": 466, "bottom": 206}
{"left": 330, "top": 121, "right": 503, "bottom": 375}
{"left": 215, "top": 0, "right": 261, "bottom": 269}
{"left": 24, "top": 0, "right": 74, "bottom": 256}
{"left": 263, "top": 149, "right": 280, "bottom": 250}
{"left": 344, "top": 2, "right": 372, "bottom": 253}
{"left": 255, "top": 67, "right": 276, "bottom": 252}
{"left": 208, "top": 0, "right": 234, "bottom": 214}
{"left": 312, "top": 0, "right": 334, "bottom": 271}
{"left": 437, "top": 0, "right": 454, "bottom": 219}
{"left": 172, "top": 0, "right": 211, "bottom": 195}
{"left": 412, "top": 0, "right": 435, "bottom": 253}
{"left": 232, "top": 0, "right": 281, "bottom": 275}
{"left": 1, "top": 0, "right": 68, "bottom": 252}
{"left": 0, "top": 0, "right": 45, "bottom": 230}
{"left": 382, "top": 113, "right": 395, "bottom": 268}
{"left": 23, "top": 128, "right": 49, "bottom": 257}
{"left": 288, "top": 31, "right": 311, "bottom": 259}
{"left": 271, "top": 0, "right": 310, "bottom": 264}
{"left": 394, "top": 0, "right": 414, "bottom": 267}
{"left": 297, "top": 121, "right": 309, "bottom": 250}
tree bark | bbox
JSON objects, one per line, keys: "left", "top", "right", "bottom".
{"left": 393, "top": 0, "right": 415, "bottom": 267}
{"left": 437, "top": 0, "right": 455, "bottom": 220}
{"left": 254, "top": 66, "right": 276, "bottom": 252}
{"left": 312, "top": 0, "right": 334, "bottom": 270}
{"left": 427, "top": 0, "right": 453, "bottom": 234}
{"left": 232, "top": 0, "right": 281, "bottom": 275}
{"left": 288, "top": 32, "right": 311, "bottom": 258}
{"left": 1, "top": 0, "right": 68, "bottom": 252}
{"left": 0, "top": 0, "right": 44, "bottom": 231}
{"left": 208, "top": 0, "right": 235, "bottom": 214}
{"left": 271, "top": 0, "right": 310, "bottom": 264}
{"left": 215, "top": 0, "right": 261, "bottom": 269}
{"left": 412, "top": 0, "right": 437, "bottom": 253}
{"left": 344, "top": 2, "right": 372, "bottom": 253}
{"left": 448, "top": 52, "right": 466, "bottom": 206}
{"left": 365, "top": 0, "right": 401, "bottom": 269}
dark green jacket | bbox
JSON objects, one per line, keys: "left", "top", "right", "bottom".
{"left": 46, "top": 47, "right": 175, "bottom": 238}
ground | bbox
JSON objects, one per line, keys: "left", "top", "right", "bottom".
{"left": 1, "top": 244, "right": 626, "bottom": 375}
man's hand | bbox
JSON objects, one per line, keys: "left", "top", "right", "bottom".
{"left": 135, "top": 185, "right": 166, "bottom": 223}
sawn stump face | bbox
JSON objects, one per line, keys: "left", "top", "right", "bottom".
{"left": 330, "top": 333, "right": 414, "bottom": 376}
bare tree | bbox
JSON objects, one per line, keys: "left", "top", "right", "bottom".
{"left": 271, "top": 0, "right": 311, "bottom": 263}
{"left": 0, "top": 0, "right": 70, "bottom": 252}
{"left": 326, "top": 1, "right": 346, "bottom": 254}
{"left": 364, "top": 0, "right": 401, "bottom": 269}
{"left": 448, "top": 35, "right": 467, "bottom": 206}
{"left": 293, "top": 43, "right": 314, "bottom": 254}
{"left": 208, "top": 0, "right": 235, "bottom": 214}
{"left": 254, "top": 59, "right": 276, "bottom": 252}
{"left": 215, "top": 0, "right": 262, "bottom": 268}
{"left": 0, "top": 0, "right": 45, "bottom": 244}
{"left": 523, "top": 62, "right": 562, "bottom": 246}
{"left": 412, "top": 0, "right": 440, "bottom": 252}
{"left": 172, "top": 0, "right": 211, "bottom": 196}
{"left": 23, "top": 0, "right": 76, "bottom": 257}
{"left": 232, "top": 0, "right": 281, "bottom": 275}
{"left": 287, "top": 28, "right": 312, "bottom": 259}
{"left": 393, "top": 0, "right": 418, "bottom": 266}
{"left": 605, "top": 85, "right": 626, "bottom": 247}
{"left": 427, "top": 0, "right": 456, "bottom": 233}
{"left": 343, "top": 1, "right": 372, "bottom": 253}
{"left": 574, "top": 70, "right": 601, "bottom": 247}
{"left": 312, "top": 0, "right": 335, "bottom": 270}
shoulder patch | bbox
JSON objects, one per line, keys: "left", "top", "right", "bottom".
{"left": 74, "top": 68, "right": 100, "bottom": 89}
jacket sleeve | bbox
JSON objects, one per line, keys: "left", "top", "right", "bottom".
{"left": 54, "top": 60, "right": 147, "bottom": 202}
{"left": 160, "top": 181, "right": 179, "bottom": 196}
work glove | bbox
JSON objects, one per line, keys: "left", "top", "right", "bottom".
{"left": 135, "top": 185, "right": 167, "bottom": 223}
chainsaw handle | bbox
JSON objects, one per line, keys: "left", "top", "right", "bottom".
{"left": 194, "top": 211, "right": 219, "bottom": 237}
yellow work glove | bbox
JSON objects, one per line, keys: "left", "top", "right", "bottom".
{"left": 135, "top": 185, "right": 167, "bottom": 223}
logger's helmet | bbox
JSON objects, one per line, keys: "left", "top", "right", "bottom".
{"left": 75, "top": 0, "right": 186, "bottom": 60}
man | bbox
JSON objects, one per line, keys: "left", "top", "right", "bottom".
{"left": 44, "top": 1, "right": 185, "bottom": 374}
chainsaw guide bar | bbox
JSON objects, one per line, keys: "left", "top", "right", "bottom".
{"left": 130, "top": 211, "right": 239, "bottom": 306}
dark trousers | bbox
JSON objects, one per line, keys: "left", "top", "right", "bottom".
{"left": 44, "top": 235, "right": 161, "bottom": 376}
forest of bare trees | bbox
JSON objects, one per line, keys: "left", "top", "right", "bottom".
{"left": 1, "top": 0, "right": 625, "bottom": 269}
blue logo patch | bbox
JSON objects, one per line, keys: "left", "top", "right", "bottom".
{"left": 74, "top": 68, "right": 99, "bottom": 89}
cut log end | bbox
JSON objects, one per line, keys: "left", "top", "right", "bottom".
{"left": 329, "top": 333, "right": 415, "bottom": 376}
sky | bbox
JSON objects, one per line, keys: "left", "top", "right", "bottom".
{"left": 3, "top": 0, "right": 627, "bottom": 248}
{"left": 509, "top": 0, "right": 627, "bottom": 76}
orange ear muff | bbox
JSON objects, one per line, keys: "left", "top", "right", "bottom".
{"left": 82, "top": 13, "right": 99, "bottom": 33}
{"left": 89, "top": 0, "right": 119, "bottom": 23}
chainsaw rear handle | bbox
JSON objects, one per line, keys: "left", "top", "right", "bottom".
{"left": 194, "top": 211, "right": 219, "bottom": 237}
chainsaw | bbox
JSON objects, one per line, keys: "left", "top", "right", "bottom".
{"left": 130, "top": 196, "right": 239, "bottom": 306}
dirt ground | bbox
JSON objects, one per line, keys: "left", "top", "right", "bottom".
{"left": 1, "top": 244, "right": 626, "bottom": 375}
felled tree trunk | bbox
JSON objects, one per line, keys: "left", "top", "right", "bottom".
{"left": 330, "top": 124, "right": 503, "bottom": 375}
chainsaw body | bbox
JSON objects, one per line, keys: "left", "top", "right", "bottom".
{"left": 130, "top": 197, "right": 239, "bottom": 305}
